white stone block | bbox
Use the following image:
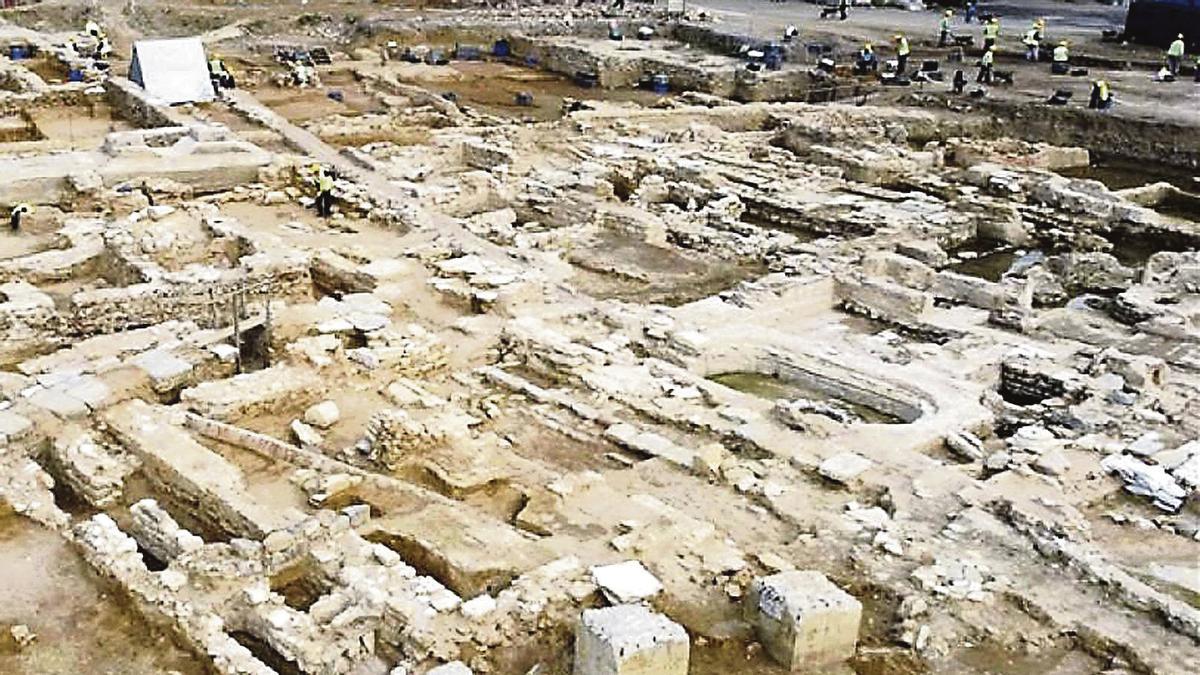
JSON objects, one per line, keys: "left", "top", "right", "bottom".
{"left": 575, "top": 605, "right": 689, "bottom": 675}
{"left": 818, "top": 452, "right": 873, "bottom": 484}
{"left": 304, "top": 400, "right": 341, "bottom": 429}
{"left": 747, "top": 570, "right": 862, "bottom": 670}
{"left": 591, "top": 560, "right": 663, "bottom": 604}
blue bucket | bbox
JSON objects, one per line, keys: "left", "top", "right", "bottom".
{"left": 9, "top": 46, "right": 26, "bottom": 60}
{"left": 652, "top": 74, "right": 669, "bottom": 94}
{"left": 68, "top": 69, "right": 84, "bottom": 82}
{"left": 492, "top": 39, "right": 511, "bottom": 58}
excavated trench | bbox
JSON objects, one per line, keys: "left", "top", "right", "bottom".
{"left": 708, "top": 371, "right": 911, "bottom": 425}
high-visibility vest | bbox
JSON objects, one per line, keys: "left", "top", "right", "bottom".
{"left": 1023, "top": 29, "right": 1038, "bottom": 46}
{"left": 1053, "top": 46, "right": 1069, "bottom": 62}
{"left": 1168, "top": 39, "right": 1185, "bottom": 57}
{"left": 984, "top": 22, "right": 999, "bottom": 39}
{"left": 318, "top": 174, "right": 333, "bottom": 193}
{"left": 1097, "top": 82, "right": 1110, "bottom": 100}
{"left": 898, "top": 37, "right": 910, "bottom": 56}
{"left": 940, "top": 18, "right": 950, "bottom": 32}
{"left": 209, "top": 59, "right": 225, "bottom": 74}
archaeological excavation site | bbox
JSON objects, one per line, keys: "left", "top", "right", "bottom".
{"left": 0, "top": 0, "right": 1198, "bottom": 673}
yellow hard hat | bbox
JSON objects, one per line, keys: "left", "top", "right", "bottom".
{"left": 1059, "top": 40, "right": 1068, "bottom": 46}
{"left": 945, "top": 9, "right": 952, "bottom": 15}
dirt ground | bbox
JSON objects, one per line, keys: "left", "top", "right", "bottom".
{"left": 0, "top": 514, "right": 203, "bottom": 675}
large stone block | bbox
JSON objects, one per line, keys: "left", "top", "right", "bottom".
{"left": 747, "top": 571, "right": 861, "bottom": 670}
{"left": 575, "top": 605, "right": 689, "bottom": 675}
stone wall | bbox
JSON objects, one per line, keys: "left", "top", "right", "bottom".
{"left": 104, "top": 76, "right": 189, "bottom": 129}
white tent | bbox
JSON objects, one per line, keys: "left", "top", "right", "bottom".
{"left": 128, "top": 37, "right": 215, "bottom": 105}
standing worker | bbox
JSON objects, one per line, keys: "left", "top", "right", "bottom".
{"left": 939, "top": 10, "right": 953, "bottom": 48}
{"left": 1167, "top": 34, "right": 1186, "bottom": 77}
{"left": 95, "top": 33, "right": 113, "bottom": 61}
{"left": 983, "top": 16, "right": 1000, "bottom": 50}
{"left": 894, "top": 34, "right": 910, "bottom": 74}
{"left": 1051, "top": 40, "right": 1069, "bottom": 74}
{"left": 314, "top": 166, "right": 334, "bottom": 218}
{"left": 8, "top": 203, "right": 29, "bottom": 232}
{"left": 965, "top": 0, "right": 978, "bottom": 24}
{"left": 1022, "top": 23, "right": 1040, "bottom": 61}
{"left": 976, "top": 46, "right": 994, "bottom": 83}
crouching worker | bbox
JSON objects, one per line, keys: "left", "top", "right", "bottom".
{"left": 8, "top": 203, "right": 30, "bottom": 232}
{"left": 1089, "top": 79, "right": 1113, "bottom": 110}
{"left": 855, "top": 42, "right": 878, "bottom": 75}
{"left": 976, "top": 46, "right": 994, "bottom": 84}
{"left": 209, "top": 54, "right": 235, "bottom": 91}
{"left": 1051, "top": 41, "right": 1069, "bottom": 74}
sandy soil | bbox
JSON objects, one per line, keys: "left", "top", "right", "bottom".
{"left": 0, "top": 514, "right": 203, "bottom": 675}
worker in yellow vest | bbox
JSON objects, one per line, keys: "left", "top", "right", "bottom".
{"left": 1051, "top": 41, "right": 1069, "bottom": 74}
{"left": 314, "top": 166, "right": 334, "bottom": 218}
{"left": 983, "top": 17, "right": 1000, "bottom": 50}
{"left": 894, "top": 34, "right": 911, "bottom": 74}
{"left": 938, "top": 10, "right": 953, "bottom": 48}
{"left": 1022, "top": 24, "right": 1040, "bottom": 61}
{"left": 1167, "top": 34, "right": 1186, "bottom": 76}
{"left": 1089, "top": 79, "right": 1113, "bottom": 110}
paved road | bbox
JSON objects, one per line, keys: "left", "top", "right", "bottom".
{"left": 692, "top": 0, "right": 1134, "bottom": 54}
{"left": 687, "top": 0, "right": 1199, "bottom": 127}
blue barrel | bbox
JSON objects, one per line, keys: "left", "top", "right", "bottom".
{"left": 492, "top": 39, "right": 510, "bottom": 57}
{"left": 68, "top": 69, "right": 84, "bottom": 82}
{"left": 9, "top": 46, "right": 26, "bottom": 60}
{"left": 651, "top": 74, "right": 669, "bottom": 94}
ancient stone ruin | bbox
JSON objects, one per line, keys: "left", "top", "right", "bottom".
{"left": 0, "top": 2, "right": 1198, "bottom": 674}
